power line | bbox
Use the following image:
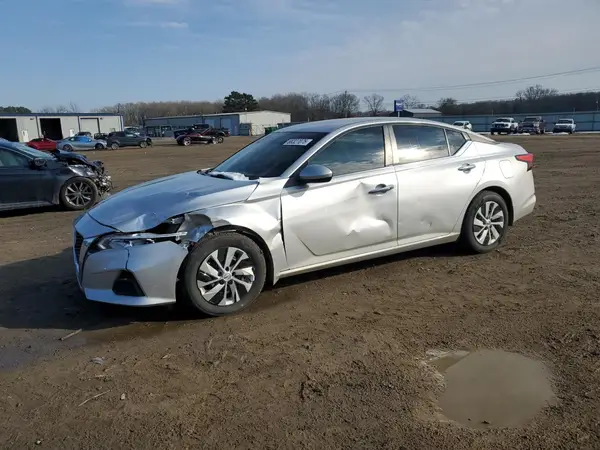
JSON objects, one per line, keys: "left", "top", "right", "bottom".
{"left": 378, "top": 86, "right": 600, "bottom": 106}
{"left": 327, "top": 65, "right": 600, "bottom": 95}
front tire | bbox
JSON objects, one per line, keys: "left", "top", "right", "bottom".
{"left": 459, "top": 190, "right": 509, "bottom": 254}
{"left": 180, "top": 232, "right": 267, "bottom": 316}
{"left": 216, "top": 136, "right": 224, "bottom": 144}
{"left": 63, "top": 144, "right": 73, "bottom": 151}
{"left": 94, "top": 144, "right": 103, "bottom": 150}
{"left": 110, "top": 142, "right": 119, "bottom": 150}
{"left": 59, "top": 177, "right": 98, "bottom": 211}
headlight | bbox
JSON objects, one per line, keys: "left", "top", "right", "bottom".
{"left": 96, "top": 215, "right": 187, "bottom": 250}
{"left": 96, "top": 231, "right": 188, "bottom": 250}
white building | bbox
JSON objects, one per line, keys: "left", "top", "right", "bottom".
{"left": 0, "top": 113, "right": 124, "bottom": 142}
{"left": 143, "top": 110, "right": 291, "bottom": 137}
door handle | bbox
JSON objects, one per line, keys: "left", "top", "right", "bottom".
{"left": 369, "top": 184, "right": 395, "bottom": 194}
{"left": 458, "top": 163, "right": 476, "bottom": 172}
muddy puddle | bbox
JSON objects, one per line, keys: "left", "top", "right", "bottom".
{"left": 428, "top": 349, "right": 555, "bottom": 429}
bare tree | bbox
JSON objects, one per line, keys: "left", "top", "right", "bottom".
{"left": 399, "top": 94, "right": 426, "bottom": 109}
{"left": 435, "top": 97, "right": 458, "bottom": 114}
{"left": 68, "top": 101, "right": 80, "bottom": 113}
{"left": 330, "top": 91, "right": 360, "bottom": 118}
{"left": 37, "top": 105, "right": 69, "bottom": 113}
{"left": 516, "top": 84, "right": 558, "bottom": 101}
{"left": 363, "top": 93, "right": 384, "bottom": 116}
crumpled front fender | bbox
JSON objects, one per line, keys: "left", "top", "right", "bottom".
{"left": 183, "top": 198, "right": 286, "bottom": 284}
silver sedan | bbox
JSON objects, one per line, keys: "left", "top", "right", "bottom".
{"left": 72, "top": 117, "right": 536, "bottom": 316}
{"left": 57, "top": 136, "right": 107, "bottom": 151}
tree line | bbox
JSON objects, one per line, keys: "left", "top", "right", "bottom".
{"left": 2, "top": 85, "right": 598, "bottom": 125}
{"left": 90, "top": 86, "right": 600, "bottom": 124}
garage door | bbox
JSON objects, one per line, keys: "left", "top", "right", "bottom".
{"left": 220, "top": 118, "right": 231, "bottom": 129}
{"left": 80, "top": 118, "right": 100, "bottom": 134}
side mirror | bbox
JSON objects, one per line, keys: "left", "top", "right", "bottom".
{"left": 31, "top": 158, "right": 46, "bottom": 168}
{"left": 297, "top": 164, "right": 333, "bottom": 184}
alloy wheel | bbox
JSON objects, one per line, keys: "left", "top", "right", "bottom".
{"left": 65, "top": 182, "right": 93, "bottom": 208}
{"left": 473, "top": 201, "right": 505, "bottom": 246}
{"left": 196, "top": 247, "right": 255, "bottom": 306}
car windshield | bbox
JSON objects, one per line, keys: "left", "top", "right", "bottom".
{"left": 8, "top": 142, "right": 54, "bottom": 159}
{"left": 524, "top": 117, "right": 538, "bottom": 122}
{"left": 212, "top": 131, "right": 327, "bottom": 179}
{"left": 453, "top": 121, "right": 465, "bottom": 125}
{"left": 496, "top": 118, "right": 510, "bottom": 122}
{"left": 557, "top": 119, "right": 572, "bottom": 124}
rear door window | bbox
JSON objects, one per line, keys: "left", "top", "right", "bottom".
{"left": 392, "top": 125, "right": 450, "bottom": 164}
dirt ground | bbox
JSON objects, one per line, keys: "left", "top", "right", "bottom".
{"left": 0, "top": 135, "right": 599, "bottom": 449}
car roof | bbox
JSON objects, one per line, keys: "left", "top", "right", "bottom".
{"left": 276, "top": 117, "right": 455, "bottom": 134}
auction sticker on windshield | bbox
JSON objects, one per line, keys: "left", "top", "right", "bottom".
{"left": 283, "top": 139, "right": 313, "bottom": 146}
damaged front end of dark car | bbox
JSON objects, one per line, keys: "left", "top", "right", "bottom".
{"left": 52, "top": 149, "right": 113, "bottom": 196}
{"left": 0, "top": 140, "right": 113, "bottom": 213}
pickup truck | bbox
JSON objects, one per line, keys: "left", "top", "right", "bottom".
{"left": 518, "top": 116, "right": 546, "bottom": 134}
{"left": 490, "top": 117, "right": 518, "bottom": 135}
{"left": 552, "top": 118, "right": 576, "bottom": 134}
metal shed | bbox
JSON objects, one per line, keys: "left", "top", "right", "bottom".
{"left": 143, "top": 110, "right": 292, "bottom": 137}
{"left": 0, "top": 113, "right": 124, "bottom": 142}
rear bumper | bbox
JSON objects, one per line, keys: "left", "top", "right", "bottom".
{"left": 513, "top": 193, "right": 536, "bottom": 223}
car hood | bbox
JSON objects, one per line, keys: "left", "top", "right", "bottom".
{"left": 87, "top": 171, "right": 258, "bottom": 232}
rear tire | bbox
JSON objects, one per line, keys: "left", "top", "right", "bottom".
{"left": 216, "top": 136, "right": 224, "bottom": 144}
{"left": 59, "top": 177, "right": 98, "bottom": 211}
{"left": 94, "top": 143, "right": 103, "bottom": 149}
{"left": 183, "top": 137, "right": 191, "bottom": 146}
{"left": 139, "top": 141, "right": 147, "bottom": 148}
{"left": 459, "top": 190, "right": 509, "bottom": 254}
{"left": 180, "top": 232, "right": 267, "bottom": 317}
{"left": 63, "top": 144, "right": 73, "bottom": 151}
{"left": 110, "top": 142, "right": 119, "bottom": 150}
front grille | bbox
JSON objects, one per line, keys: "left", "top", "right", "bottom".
{"left": 74, "top": 232, "right": 84, "bottom": 260}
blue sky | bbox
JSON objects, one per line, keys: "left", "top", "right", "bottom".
{"left": 1, "top": 0, "right": 599, "bottom": 111}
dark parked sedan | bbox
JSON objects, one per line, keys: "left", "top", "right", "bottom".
{"left": 0, "top": 140, "right": 112, "bottom": 212}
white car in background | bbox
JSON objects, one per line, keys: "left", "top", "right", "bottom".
{"left": 453, "top": 121, "right": 473, "bottom": 131}
{"left": 552, "top": 119, "right": 576, "bottom": 134}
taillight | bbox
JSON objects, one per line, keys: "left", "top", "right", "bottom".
{"left": 515, "top": 153, "right": 534, "bottom": 171}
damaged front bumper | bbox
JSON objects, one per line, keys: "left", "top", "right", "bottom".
{"left": 73, "top": 213, "right": 188, "bottom": 306}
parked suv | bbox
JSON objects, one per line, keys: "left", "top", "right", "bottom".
{"left": 490, "top": 117, "right": 518, "bottom": 135}
{"left": 106, "top": 131, "right": 153, "bottom": 150}
{"left": 518, "top": 116, "right": 546, "bottom": 135}
{"left": 552, "top": 118, "right": 576, "bottom": 134}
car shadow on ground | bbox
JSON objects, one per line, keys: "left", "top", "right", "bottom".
{"left": 0, "top": 248, "right": 190, "bottom": 333}
{"left": 0, "top": 205, "right": 62, "bottom": 218}
{"left": 0, "top": 243, "right": 464, "bottom": 332}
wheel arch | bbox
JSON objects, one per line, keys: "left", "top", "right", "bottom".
{"left": 469, "top": 185, "right": 514, "bottom": 226}
{"left": 209, "top": 225, "right": 275, "bottom": 286}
